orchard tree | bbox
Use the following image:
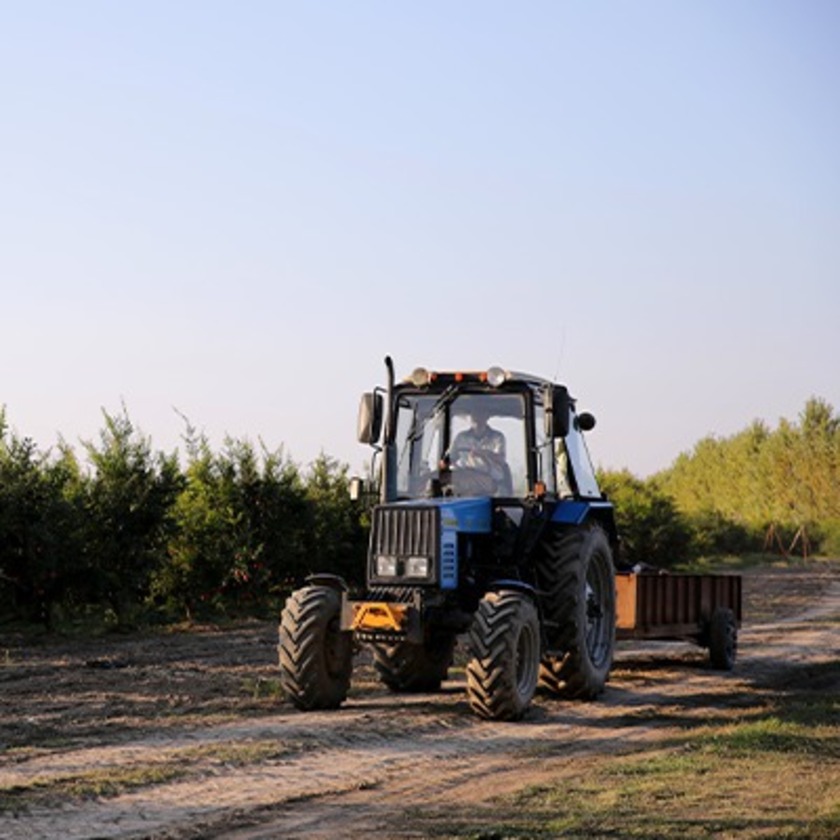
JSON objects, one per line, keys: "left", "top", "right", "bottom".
{"left": 303, "top": 454, "right": 367, "bottom": 586}
{"left": 0, "top": 426, "right": 84, "bottom": 626}
{"left": 598, "top": 469, "right": 692, "bottom": 569}
{"left": 80, "top": 407, "right": 182, "bottom": 626}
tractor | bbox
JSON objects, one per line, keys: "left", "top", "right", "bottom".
{"left": 279, "top": 357, "right": 620, "bottom": 720}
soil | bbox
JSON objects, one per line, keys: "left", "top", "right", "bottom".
{"left": 1, "top": 563, "right": 838, "bottom": 840}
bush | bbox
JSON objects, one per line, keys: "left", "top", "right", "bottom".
{"left": 814, "top": 519, "right": 840, "bottom": 558}
{"left": 598, "top": 470, "right": 693, "bottom": 569}
{"left": 154, "top": 434, "right": 316, "bottom": 620}
{"left": 79, "top": 408, "right": 183, "bottom": 627}
{"left": 686, "top": 509, "right": 756, "bottom": 558}
{"left": 0, "top": 431, "right": 84, "bottom": 627}
{"left": 0, "top": 406, "right": 371, "bottom": 627}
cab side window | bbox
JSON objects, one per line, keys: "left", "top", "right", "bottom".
{"left": 533, "top": 402, "right": 556, "bottom": 495}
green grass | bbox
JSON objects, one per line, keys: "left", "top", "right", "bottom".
{"left": 458, "top": 741, "right": 840, "bottom": 839}
{"left": 408, "top": 665, "right": 840, "bottom": 840}
{"left": 0, "top": 764, "right": 188, "bottom": 812}
{"left": 240, "top": 675, "right": 285, "bottom": 700}
{"left": 696, "top": 714, "right": 839, "bottom": 758}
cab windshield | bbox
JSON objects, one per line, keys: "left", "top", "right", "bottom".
{"left": 393, "top": 391, "right": 529, "bottom": 498}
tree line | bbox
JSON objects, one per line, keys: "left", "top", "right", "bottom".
{"left": 0, "top": 407, "right": 367, "bottom": 628}
{"left": 599, "top": 396, "right": 840, "bottom": 568}
{"left": 2, "top": 396, "right": 837, "bottom": 629}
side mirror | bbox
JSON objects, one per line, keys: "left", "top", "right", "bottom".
{"left": 576, "top": 412, "right": 596, "bottom": 432}
{"left": 357, "top": 392, "right": 383, "bottom": 445}
{"left": 545, "top": 385, "right": 571, "bottom": 438}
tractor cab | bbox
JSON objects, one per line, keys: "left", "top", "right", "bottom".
{"left": 357, "top": 362, "right": 603, "bottom": 505}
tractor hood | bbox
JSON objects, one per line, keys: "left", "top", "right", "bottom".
{"left": 391, "top": 496, "right": 493, "bottom": 535}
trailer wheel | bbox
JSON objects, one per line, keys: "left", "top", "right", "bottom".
{"left": 279, "top": 585, "right": 353, "bottom": 710}
{"left": 466, "top": 590, "right": 540, "bottom": 720}
{"left": 537, "top": 525, "right": 616, "bottom": 699}
{"left": 708, "top": 607, "right": 737, "bottom": 670}
{"left": 372, "top": 634, "right": 456, "bottom": 692}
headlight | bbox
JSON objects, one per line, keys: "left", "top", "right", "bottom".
{"left": 486, "top": 366, "right": 507, "bottom": 387}
{"left": 375, "top": 555, "right": 398, "bottom": 577}
{"left": 405, "top": 556, "right": 431, "bottom": 578}
{"left": 409, "top": 367, "right": 431, "bottom": 386}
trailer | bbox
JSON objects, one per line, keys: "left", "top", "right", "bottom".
{"left": 616, "top": 571, "right": 742, "bottom": 669}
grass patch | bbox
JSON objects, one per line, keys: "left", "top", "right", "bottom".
{"left": 413, "top": 691, "right": 840, "bottom": 840}
{"left": 496, "top": 745, "right": 839, "bottom": 839}
{"left": 696, "top": 715, "right": 840, "bottom": 758}
{"left": 0, "top": 763, "right": 188, "bottom": 813}
{"left": 240, "top": 675, "right": 285, "bottom": 700}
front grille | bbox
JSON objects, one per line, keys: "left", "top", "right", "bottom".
{"left": 370, "top": 505, "right": 439, "bottom": 558}
{"left": 368, "top": 505, "right": 439, "bottom": 585}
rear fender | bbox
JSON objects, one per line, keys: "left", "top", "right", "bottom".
{"left": 550, "top": 500, "right": 619, "bottom": 554}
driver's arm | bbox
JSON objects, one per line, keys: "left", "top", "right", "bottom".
{"left": 449, "top": 430, "right": 471, "bottom": 464}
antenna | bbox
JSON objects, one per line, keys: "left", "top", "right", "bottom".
{"left": 553, "top": 327, "right": 567, "bottom": 383}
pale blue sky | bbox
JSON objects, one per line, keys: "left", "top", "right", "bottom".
{"left": 2, "top": 1, "right": 838, "bottom": 476}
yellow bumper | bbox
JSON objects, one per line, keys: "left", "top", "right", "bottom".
{"left": 351, "top": 601, "right": 409, "bottom": 634}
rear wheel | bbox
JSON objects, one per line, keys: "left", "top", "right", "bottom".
{"left": 537, "top": 525, "right": 616, "bottom": 699}
{"left": 466, "top": 590, "right": 540, "bottom": 720}
{"left": 372, "top": 634, "right": 456, "bottom": 692}
{"left": 708, "top": 607, "right": 737, "bottom": 670}
{"left": 279, "top": 585, "right": 353, "bottom": 710}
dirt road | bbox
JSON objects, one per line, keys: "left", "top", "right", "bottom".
{"left": 1, "top": 565, "right": 838, "bottom": 839}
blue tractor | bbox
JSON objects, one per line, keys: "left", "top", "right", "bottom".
{"left": 279, "top": 358, "right": 619, "bottom": 720}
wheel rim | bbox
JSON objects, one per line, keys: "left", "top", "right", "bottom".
{"left": 585, "top": 552, "right": 613, "bottom": 668}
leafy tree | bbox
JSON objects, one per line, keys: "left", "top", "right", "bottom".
{"left": 658, "top": 397, "right": 840, "bottom": 556}
{"left": 80, "top": 407, "right": 183, "bottom": 626}
{"left": 155, "top": 429, "right": 310, "bottom": 619}
{"left": 598, "top": 469, "right": 692, "bottom": 569}
{"left": 0, "top": 419, "right": 84, "bottom": 626}
{"left": 303, "top": 454, "right": 367, "bottom": 586}
{"left": 153, "top": 433, "right": 235, "bottom": 619}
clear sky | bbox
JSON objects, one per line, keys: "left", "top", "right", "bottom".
{"left": 2, "top": 1, "right": 838, "bottom": 477}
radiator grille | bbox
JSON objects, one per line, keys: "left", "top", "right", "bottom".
{"left": 370, "top": 505, "right": 439, "bottom": 558}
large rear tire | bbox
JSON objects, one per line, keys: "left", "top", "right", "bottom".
{"left": 537, "top": 525, "right": 616, "bottom": 699}
{"left": 372, "top": 634, "right": 456, "bottom": 692}
{"left": 466, "top": 590, "right": 540, "bottom": 721}
{"left": 279, "top": 585, "right": 353, "bottom": 710}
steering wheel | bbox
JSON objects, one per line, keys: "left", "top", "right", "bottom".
{"left": 450, "top": 466, "right": 497, "bottom": 496}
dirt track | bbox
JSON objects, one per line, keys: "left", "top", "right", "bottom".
{"left": 1, "top": 565, "right": 838, "bottom": 839}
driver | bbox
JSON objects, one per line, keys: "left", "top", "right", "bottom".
{"left": 449, "top": 404, "right": 508, "bottom": 489}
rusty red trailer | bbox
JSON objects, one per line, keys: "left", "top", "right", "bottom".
{"left": 615, "top": 571, "right": 742, "bottom": 669}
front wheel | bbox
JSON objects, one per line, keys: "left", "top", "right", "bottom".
{"left": 466, "top": 590, "right": 540, "bottom": 721}
{"left": 279, "top": 585, "right": 353, "bottom": 710}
